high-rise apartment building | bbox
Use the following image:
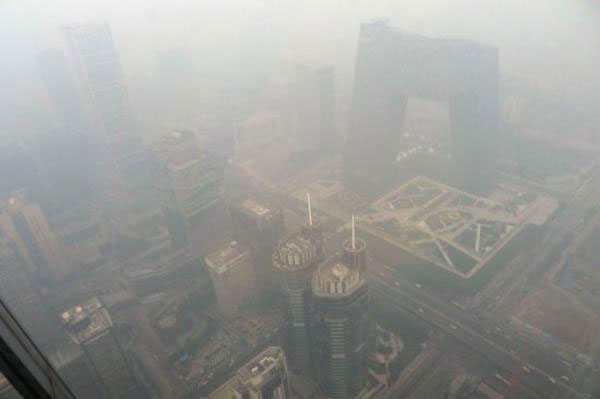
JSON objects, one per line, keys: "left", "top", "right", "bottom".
{"left": 311, "top": 229, "right": 369, "bottom": 399}
{"left": 293, "top": 64, "right": 336, "bottom": 151}
{"left": 230, "top": 197, "right": 284, "bottom": 298}
{"left": 61, "top": 297, "right": 140, "bottom": 399}
{"left": 205, "top": 241, "right": 257, "bottom": 319}
{"left": 0, "top": 190, "right": 70, "bottom": 282}
{"left": 208, "top": 346, "right": 290, "bottom": 399}
{"left": 152, "top": 130, "right": 223, "bottom": 247}
{"left": 273, "top": 201, "right": 324, "bottom": 368}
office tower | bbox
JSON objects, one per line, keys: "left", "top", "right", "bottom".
{"left": 294, "top": 64, "right": 336, "bottom": 151}
{"left": 0, "top": 142, "right": 43, "bottom": 202}
{"left": 152, "top": 130, "right": 223, "bottom": 247}
{"left": 230, "top": 197, "right": 285, "bottom": 299}
{"left": 344, "top": 23, "right": 499, "bottom": 194}
{"left": 61, "top": 297, "right": 140, "bottom": 399}
{"left": 0, "top": 190, "right": 70, "bottom": 282}
{"left": 62, "top": 23, "right": 157, "bottom": 214}
{"left": 311, "top": 222, "right": 369, "bottom": 399}
{"left": 205, "top": 241, "right": 257, "bottom": 319}
{"left": 273, "top": 195, "right": 324, "bottom": 368}
{"left": 208, "top": 346, "right": 290, "bottom": 399}
{"left": 0, "top": 230, "right": 57, "bottom": 348}
{"left": 35, "top": 48, "right": 91, "bottom": 133}
{"left": 48, "top": 341, "right": 103, "bottom": 399}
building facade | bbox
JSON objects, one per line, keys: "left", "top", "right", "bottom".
{"left": 293, "top": 64, "right": 336, "bottom": 151}
{"left": 0, "top": 190, "right": 70, "bottom": 282}
{"left": 152, "top": 130, "right": 223, "bottom": 248}
{"left": 273, "top": 220, "right": 324, "bottom": 368}
{"left": 344, "top": 23, "right": 499, "bottom": 194}
{"left": 61, "top": 297, "right": 140, "bottom": 399}
{"left": 230, "top": 197, "right": 284, "bottom": 299}
{"left": 208, "top": 346, "right": 290, "bottom": 399}
{"left": 311, "top": 238, "right": 369, "bottom": 399}
{"left": 205, "top": 241, "right": 257, "bottom": 319}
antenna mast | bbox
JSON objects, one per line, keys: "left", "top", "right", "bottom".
{"left": 351, "top": 214, "right": 356, "bottom": 250}
{"left": 307, "top": 192, "right": 313, "bottom": 226}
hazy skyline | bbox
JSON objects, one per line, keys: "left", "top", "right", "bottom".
{"left": 2, "top": 0, "right": 599, "bottom": 142}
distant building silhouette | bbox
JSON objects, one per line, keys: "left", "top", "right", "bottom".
{"left": 345, "top": 23, "right": 499, "bottom": 194}
{"left": 293, "top": 64, "right": 336, "bottom": 151}
{"left": 35, "top": 48, "right": 91, "bottom": 133}
{"left": 0, "top": 190, "right": 70, "bottom": 282}
{"left": 152, "top": 130, "right": 223, "bottom": 249}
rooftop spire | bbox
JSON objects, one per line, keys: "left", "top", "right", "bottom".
{"left": 352, "top": 214, "right": 356, "bottom": 250}
{"left": 307, "top": 192, "right": 313, "bottom": 226}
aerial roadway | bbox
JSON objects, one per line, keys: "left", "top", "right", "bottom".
{"left": 368, "top": 265, "right": 597, "bottom": 399}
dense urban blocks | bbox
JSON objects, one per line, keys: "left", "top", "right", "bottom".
{"left": 344, "top": 23, "right": 499, "bottom": 195}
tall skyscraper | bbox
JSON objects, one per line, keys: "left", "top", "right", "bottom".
{"left": 311, "top": 222, "right": 369, "bottom": 399}
{"left": 152, "top": 130, "right": 223, "bottom": 248}
{"left": 273, "top": 194, "right": 324, "bottom": 368}
{"left": 293, "top": 64, "right": 336, "bottom": 151}
{"left": 208, "top": 346, "right": 291, "bottom": 399}
{"left": 35, "top": 48, "right": 91, "bottom": 133}
{"left": 0, "top": 190, "right": 70, "bottom": 282}
{"left": 61, "top": 297, "right": 140, "bottom": 399}
{"left": 62, "top": 22, "right": 139, "bottom": 160}
{"left": 205, "top": 240, "right": 257, "bottom": 319}
{"left": 0, "top": 230, "right": 57, "bottom": 348}
{"left": 230, "top": 197, "right": 284, "bottom": 298}
{"left": 62, "top": 23, "right": 156, "bottom": 213}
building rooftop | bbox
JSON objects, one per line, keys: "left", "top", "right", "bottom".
{"left": 275, "top": 232, "right": 319, "bottom": 270}
{"left": 240, "top": 198, "right": 273, "bottom": 218}
{"left": 237, "top": 346, "right": 285, "bottom": 389}
{"left": 313, "top": 257, "right": 365, "bottom": 297}
{"left": 60, "top": 297, "right": 103, "bottom": 327}
{"left": 73, "top": 308, "right": 112, "bottom": 343}
{"left": 205, "top": 241, "right": 251, "bottom": 274}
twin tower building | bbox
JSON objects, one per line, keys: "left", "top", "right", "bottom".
{"left": 273, "top": 199, "right": 369, "bottom": 399}
{"left": 206, "top": 195, "right": 370, "bottom": 398}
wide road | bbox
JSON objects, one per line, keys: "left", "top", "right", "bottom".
{"left": 368, "top": 266, "right": 596, "bottom": 399}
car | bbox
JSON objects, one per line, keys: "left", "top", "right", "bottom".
{"left": 394, "top": 281, "right": 400, "bottom": 287}
{"left": 561, "top": 375, "right": 570, "bottom": 382}
{"left": 415, "top": 283, "right": 422, "bottom": 289}
{"left": 548, "top": 377, "right": 556, "bottom": 384}
{"left": 418, "top": 307, "right": 424, "bottom": 313}
{"left": 522, "top": 366, "right": 531, "bottom": 373}
{"left": 449, "top": 323, "right": 457, "bottom": 330}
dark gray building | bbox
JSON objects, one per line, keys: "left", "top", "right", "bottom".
{"left": 273, "top": 212, "right": 324, "bottom": 368}
{"left": 35, "top": 48, "right": 91, "bottom": 133}
{"left": 311, "top": 235, "right": 369, "bottom": 399}
{"left": 344, "top": 23, "right": 499, "bottom": 195}
{"left": 61, "top": 298, "right": 141, "bottom": 399}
